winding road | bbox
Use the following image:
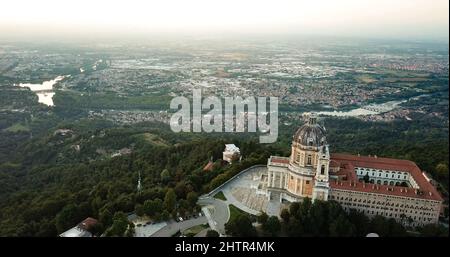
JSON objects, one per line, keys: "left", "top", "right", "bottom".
{"left": 198, "top": 197, "right": 230, "bottom": 236}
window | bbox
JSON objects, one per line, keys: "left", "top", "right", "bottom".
{"left": 306, "top": 181, "right": 310, "bottom": 184}
{"left": 307, "top": 155, "right": 312, "bottom": 165}
{"left": 321, "top": 165, "right": 325, "bottom": 175}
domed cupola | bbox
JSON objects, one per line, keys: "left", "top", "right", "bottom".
{"left": 293, "top": 113, "right": 327, "bottom": 147}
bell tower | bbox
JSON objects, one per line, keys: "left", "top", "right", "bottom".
{"left": 312, "top": 145, "right": 330, "bottom": 201}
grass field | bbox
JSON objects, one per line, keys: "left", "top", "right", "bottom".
{"left": 213, "top": 191, "right": 227, "bottom": 201}
{"left": 182, "top": 223, "right": 209, "bottom": 237}
{"left": 4, "top": 123, "right": 30, "bottom": 132}
{"left": 138, "top": 132, "right": 169, "bottom": 147}
{"left": 228, "top": 204, "right": 253, "bottom": 220}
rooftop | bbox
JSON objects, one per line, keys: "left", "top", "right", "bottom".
{"left": 268, "top": 156, "right": 290, "bottom": 167}
{"left": 330, "top": 154, "right": 443, "bottom": 201}
{"left": 224, "top": 144, "right": 240, "bottom": 153}
{"left": 77, "top": 217, "right": 98, "bottom": 231}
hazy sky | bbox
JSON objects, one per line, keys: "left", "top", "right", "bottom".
{"left": 0, "top": 0, "right": 448, "bottom": 40}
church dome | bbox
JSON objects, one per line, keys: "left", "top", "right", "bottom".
{"left": 293, "top": 113, "right": 327, "bottom": 147}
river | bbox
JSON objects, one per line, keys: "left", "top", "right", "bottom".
{"left": 16, "top": 75, "right": 66, "bottom": 106}
{"left": 316, "top": 97, "right": 423, "bottom": 117}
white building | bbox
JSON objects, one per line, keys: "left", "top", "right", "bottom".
{"left": 223, "top": 144, "right": 241, "bottom": 163}
{"left": 266, "top": 113, "right": 443, "bottom": 226}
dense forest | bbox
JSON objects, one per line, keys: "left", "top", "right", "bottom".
{"left": 225, "top": 198, "right": 448, "bottom": 237}
{"left": 0, "top": 118, "right": 287, "bottom": 236}
{"left": 0, "top": 87, "right": 448, "bottom": 236}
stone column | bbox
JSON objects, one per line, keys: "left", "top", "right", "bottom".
{"left": 279, "top": 172, "right": 283, "bottom": 188}
{"left": 299, "top": 178, "right": 303, "bottom": 196}
{"left": 294, "top": 177, "right": 298, "bottom": 194}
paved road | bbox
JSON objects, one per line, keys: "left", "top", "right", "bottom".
{"left": 198, "top": 197, "right": 229, "bottom": 235}
{"left": 150, "top": 216, "right": 208, "bottom": 237}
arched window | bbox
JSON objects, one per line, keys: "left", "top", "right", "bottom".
{"left": 320, "top": 165, "right": 325, "bottom": 175}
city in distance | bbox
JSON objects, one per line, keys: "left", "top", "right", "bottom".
{"left": 0, "top": 0, "right": 448, "bottom": 241}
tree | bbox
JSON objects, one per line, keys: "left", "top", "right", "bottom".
{"left": 125, "top": 224, "right": 135, "bottom": 237}
{"left": 289, "top": 202, "right": 300, "bottom": 218}
{"left": 160, "top": 169, "right": 171, "bottom": 183}
{"left": 280, "top": 209, "right": 290, "bottom": 223}
{"left": 174, "top": 181, "right": 187, "bottom": 199}
{"left": 348, "top": 209, "right": 370, "bottom": 236}
{"left": 206, "top": 230, "right": 220, "bottom": 237}
{"left": 143, "top": 198, "right": 163, "bottom": 217}
{"left": 329, "top": 214, "right": 354, "bottom": 236}
{"left": 387, "top": 218, "right": 406, "bottom": 236}
{"left": 263, "top": 216, "right": 281, "bottom": 236}
{"left": 309, "top": 200, "right": 328, "bottom": 235}
{"left": 179, "top": 199, "right": 190, "bottom": 213}
{"left": 105, "top": 212, "right": 129, "bottom": 237}
{"left": 286, "top": 218, "right": 303, "bottom": 236}
{"left": 435, "top": 163, "right": 449, "bottom": 182}
{"left": 55, "top": 204, "right": 81, "bottom": 233}
{"left": 186, "top": 192, "right": 198, "bottom": 208}
{"left": 225, "top": 214, "right": 257, "bottom": 237}
{"left": 135, "top": 204, "right": 145, "bottom": 217}
{"left": 161, "top": 210, "right": 170, "bottom": 221}
{"left": 419, "top": 224, "right": 448, "bottom": 237}
{"left": 164, "top": 189, "right": 177, "bottom": 212}
{"left": 299, "top": 197, "right": 312, "bottom": 218}
{"left": 436, "top": 163, "right": 448, "bottom": 175}
{"left": 99, "top": 207, "right": 113, "bottom": 228}
{"left": 257, "top": 212, "right": 269, "bottom": 225}
{"left": 369, "top": 215, "right": 389, "bottom": 237}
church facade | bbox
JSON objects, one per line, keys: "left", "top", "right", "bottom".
{"left": 266, "top": 113, "right": 443, "bottom": 227}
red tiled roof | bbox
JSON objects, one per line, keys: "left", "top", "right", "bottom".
{"left": 271, "top": 157, "right": 290, "bottom": 164}
{"left": 331, "top": 180, "right": 441, "bottom": 201}
{"left": 77, "top": 217, "right": 98, "bottom": 231}
{"left": 330, "top": 154, "right": 443, "bottom": 202}
{"left": 203, "top": 161, "right": 214, "bottom": 172}
{"left": 331, "top": 153, "right": 418, "bottom": 172}
{"left": 330, "top": 160, "right": 340, "bottom": 168}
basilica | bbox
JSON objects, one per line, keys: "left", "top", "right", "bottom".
{"left": 266, "top": 113, "right": 443, "bottom": 226}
